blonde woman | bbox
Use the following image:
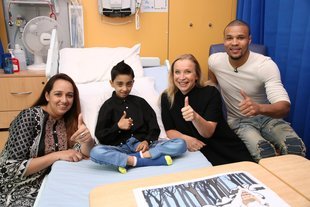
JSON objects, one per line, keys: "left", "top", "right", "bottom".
{"left": 160, "top": 54, "right": 253, "bottom": 165}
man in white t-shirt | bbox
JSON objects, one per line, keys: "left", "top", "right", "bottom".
{"left": 208, "top": 19, "right": 306, "bottom": 162}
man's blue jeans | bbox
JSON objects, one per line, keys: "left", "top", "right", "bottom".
{"left": 228, "top": 115, "right": 306, "bottom": 162}
{"left": 90, "top": 137, "right": 187, "bottom": 167}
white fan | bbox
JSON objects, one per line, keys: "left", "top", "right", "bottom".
{"left": 22, "top": 16, "right": 59, "bottom": 70}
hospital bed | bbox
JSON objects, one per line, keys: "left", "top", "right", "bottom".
{"left": 34, "top": 44, "right": 212, "bottom": 207}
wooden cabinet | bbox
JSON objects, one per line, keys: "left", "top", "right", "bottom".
{"left": 168, "top": 0, "right": 237, "bottom": 79}
{"left": 0, "top": 131, "right": 9, "bottom": 151}
{"left": 0, "top": 70, "right": 47, "bottom": 151}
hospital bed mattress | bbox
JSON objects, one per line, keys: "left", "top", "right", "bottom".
{"left": 35, "top": 151, "right": 212, "bottom": 207}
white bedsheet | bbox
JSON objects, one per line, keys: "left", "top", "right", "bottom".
{"left": 35, "top": 151, "right": 212, "bottom": 207}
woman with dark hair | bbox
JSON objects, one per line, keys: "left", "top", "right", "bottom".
{"left": 0, "top": 73, "right": 94, "bottom": 206}
{"left": 160, "top": 54, "right": 254, "bottom": 166}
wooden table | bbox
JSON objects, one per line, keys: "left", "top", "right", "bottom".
{"left": 259, "top": 154, "right": 310, "bottom": 201}
{"left": 89, "top": 161, "right": 310, "bottom": 207}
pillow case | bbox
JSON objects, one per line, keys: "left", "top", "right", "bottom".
{"left": 77, "top": 81, "right": 111, "bottom": 139}
{"left": 59, "top": 44, "right": 143, "bottom": 84}
{"left": 143, "top": 65, "right": 168, "bottom": 94}
{"left": 77, "top": 77, "right": 167, "bottom": 141}
{"left": 131, "top": 77, "right": 167, "bottom": 139}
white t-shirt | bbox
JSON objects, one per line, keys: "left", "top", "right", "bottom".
{"left": 208, "top": 51, "right": 290, "bottom": 121}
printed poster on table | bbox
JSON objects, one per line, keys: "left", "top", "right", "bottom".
{"left": 133, "top": 171, "right": 289, "bottom": 207}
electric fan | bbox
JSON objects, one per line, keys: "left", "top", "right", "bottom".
{"left": 22, "top": 16, "right": 59, "bottom": 70}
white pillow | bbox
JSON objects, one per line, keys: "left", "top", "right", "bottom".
{"left": 77, "top": 81, "right": 111, "bottom": 139}
{"left": 59, "top": 44, "right": 144, "bottom": 84}
{"left": 131, "top": 77, "right": 167, "bottom": 139}
{"left": 77, "top": 77, "right": 167, "bottom": 141}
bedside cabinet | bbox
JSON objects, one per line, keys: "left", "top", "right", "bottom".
{"left": 0, "top": 70, "right": 47, "bottom": 151}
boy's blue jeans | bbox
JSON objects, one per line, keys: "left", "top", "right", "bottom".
{"left": 228, "top": 115, "right": 306, "bottom": 162}
{"left": 90, "top": 137, "right": 187, "bottom": 167}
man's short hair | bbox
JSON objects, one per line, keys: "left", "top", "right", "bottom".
{"left": 224, "top": 19, "right": 251, "bottom": 36}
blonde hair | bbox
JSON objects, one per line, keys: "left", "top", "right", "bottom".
{"left": 165, "top": 54, "right": 206, "bottom": 107}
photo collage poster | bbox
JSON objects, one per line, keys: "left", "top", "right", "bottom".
{"left": 134, "top": 171, "right": 290, "bottom": 207}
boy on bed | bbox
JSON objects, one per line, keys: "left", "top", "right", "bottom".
{"left": 90, "top": 60, "right": 187, "bottom": 173}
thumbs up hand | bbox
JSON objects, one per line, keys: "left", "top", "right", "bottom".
{"left": 70, "top": 113, "right": 92, "bottom": 145}
{"left": 118, "top": 111, "right": 134, "bottom": 130}
{"left": 239, "top": 90, "right": 260, "bottom": 117}
{"left": 181, "top": 96, "right": 196, "bottom": 121}
{"left": 184, "top": 96, "right": 189, "bottom": 107}
{"left": 78, "top": 113, "right": 84, "bottom": 128}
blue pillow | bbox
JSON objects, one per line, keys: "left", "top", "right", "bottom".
{"left": 143, "top": 66, "right": 168, "bottom": 94}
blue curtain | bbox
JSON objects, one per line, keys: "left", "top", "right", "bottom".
{"left": 237, "top": 0, "right": 310, "bottom": 158}
{"left": 0, "top": 39, "right": 3, "bottom": 54}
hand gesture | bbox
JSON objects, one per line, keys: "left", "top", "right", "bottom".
{"left": 181, "top": 96, "right": 196, "bottom": 121}
{"left": 70, "top": 114, "right": 93, "bottom": 145}
{"left": 239, "top": 90, "right": 260, "bottom": 117}
{"left": 135, "top": 140, "right": 149, "bottom": 152}
{"left": 185, "top": 136, "right": 206, "bottom": 152}
{"left": 118, "top": 111, "right": 133, "bottom": 130}
{"left": 55, "top": 149, "right": 83, "bottom": 162}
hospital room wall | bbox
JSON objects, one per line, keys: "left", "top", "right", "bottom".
{"left": 169, "top": 0, "right": 237, "bottom": 77}
{"left": 82, "top": 1, "right": 169, "bottom": 65}
{"left": 0, "top": 0, "right": 237, "bottom": 76}
{"left": 82, "top": 0, "right": 237, "bottom": 77}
